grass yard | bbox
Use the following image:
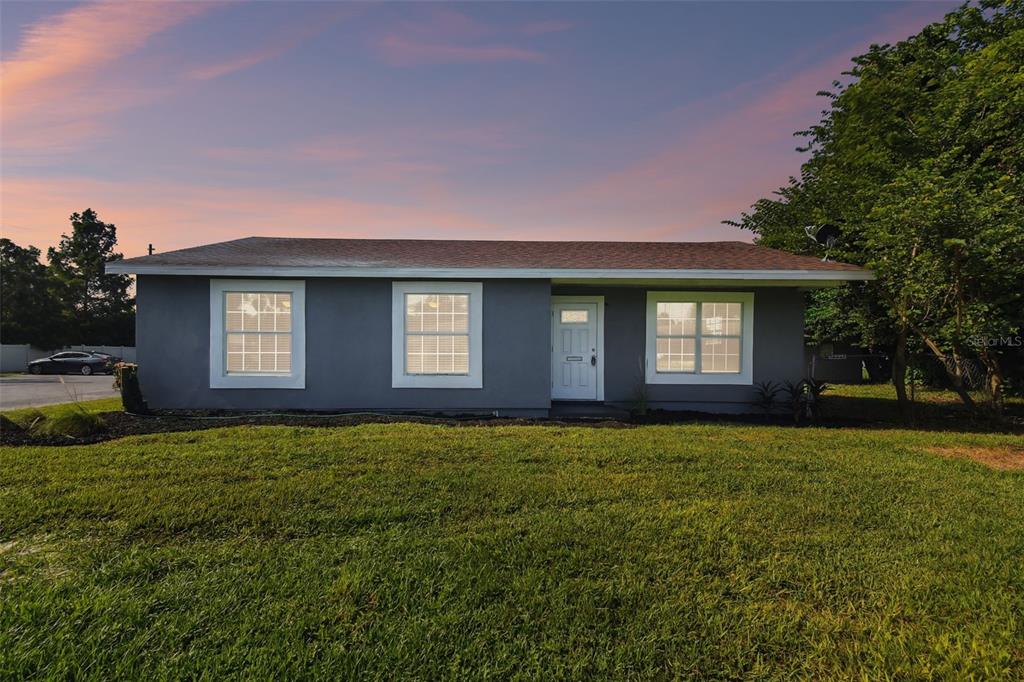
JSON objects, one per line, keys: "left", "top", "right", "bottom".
{"left": 1, "top": 389, "right": 1023, "bottom": 678}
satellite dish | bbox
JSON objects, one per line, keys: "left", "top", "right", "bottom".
{"left": 804, "top": 223, "right": 841, "bottom": 261}
{"left": 816, "top": 224, "right": 841, "bottom": 247}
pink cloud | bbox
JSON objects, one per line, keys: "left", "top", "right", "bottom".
{"left": 1, "top": 1, "right": 214, "bottom": 157}
{"left": 187, "top": 7, "right": 353, "bottom": 81}
{"left": 188, "top": 47, "right": 291, "bottom": 81}
{"left": 2, "top": 1, "right": 212, "bottom": 122}
{"left": 521, "top": 20, "right": 574, "bottom": 36}
{"left": 374, "top": 7, "right": 548, "bottom": 66}
{"left": 423, "top": 124, "right": 530, "bottom": 151}
{"left": 289, "top": 136, "right": 371, "bottom": 164}
{"left": 2, "top": 1, "right": 341, "bottom": 156}
{"left": 200, "top": 123, "right": 529, "bottom": 180}
{"left": 412, "top": 7, "right": 493, "bottom": 41}
{"left": 200, "top": 134, "right": 444, "bottom": 181}
{"left": 376, "top": 35, "right": 546, "bottom": 66}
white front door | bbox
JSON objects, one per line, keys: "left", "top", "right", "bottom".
{"left": 551, "top": 300, "right": 600, "bottom": 400}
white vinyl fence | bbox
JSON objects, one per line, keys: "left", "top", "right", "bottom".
{"left": 0, "top": 345, "right": 49, "bottom": 373}
{"left": 0, "top": 344, "right": 136, "bottom": 373}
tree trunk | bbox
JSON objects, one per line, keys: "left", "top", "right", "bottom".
{"left": 978, "top": 350, "right": 1004, "bottom": 414}
{"left": 907, "top": 323, "right": 976, "bottom": 408}
{"left": 892, "top": 326, "right": 910, "bottom": 415}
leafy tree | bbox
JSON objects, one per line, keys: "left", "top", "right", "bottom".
{"left": 0, "top": 239, "right": 66, "bottom": 348}
{"left": 729, "top": 0, "right": 1024, "bottom": 413}
{"left": 47, "top": 209, "right": 135, "bottom": 345}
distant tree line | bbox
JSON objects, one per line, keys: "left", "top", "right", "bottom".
{"left": 1, "top": 209, "right": 134, "bottom": 349}
{"left": 728, "top": 0, "right": 1024, "bottom": 413}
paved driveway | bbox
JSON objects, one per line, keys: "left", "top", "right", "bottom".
{"left": 0, "top": 374, "right": 119, "bottom": 410}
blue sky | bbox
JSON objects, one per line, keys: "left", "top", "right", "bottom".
{"left": 1, "top": 1, "right": 958, "bottom": 256}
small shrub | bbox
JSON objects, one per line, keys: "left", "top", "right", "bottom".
{"left": 754, "top": 380, "right": 781, "bottom": 414}
{"left": 30, "top": 407, "right": 105, "bottom": 439}
{"left": 115, "top": 363, "right": 149, "bottom": 414}
{"left": 630, "top": 356, "right": 649, "bottom": 416}
{"left": 781, "top": 380, "right": 807, "bottom": 424}
{"left": 780, "top": 379, "right": 829, "bottom": 424}
{"left": 804, "top": 378, "right": 829, "bottom": 419}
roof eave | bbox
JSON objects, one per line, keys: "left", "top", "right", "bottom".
{"left": 105, "top": 263, "right": 874, "bottom": 283}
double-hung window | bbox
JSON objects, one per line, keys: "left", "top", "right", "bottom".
{"left": 698, "top": 302, "right": 743, "bottom": 373}
{"left": 645, "top": 291, "right": 753, "bottom": 385}
{"left": 225, "top": 292, "right": 293, "bottom": 374}
{"left": 392, "top": 282, "right": 482, "bottom": 388}
{"left": 210, "top": 280, "right": 305, "bottom": 389}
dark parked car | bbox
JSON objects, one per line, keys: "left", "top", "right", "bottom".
{"left": 27, "top": 352, "right": 113, "bottom": 376}
{"left": 88, "top": 351, "right": 122, "bottom": 366}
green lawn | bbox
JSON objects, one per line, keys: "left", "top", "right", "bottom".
{"left": 2, "top": 403, "right": 1023, "bottom": 679}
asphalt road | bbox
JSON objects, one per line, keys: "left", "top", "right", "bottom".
{"left": 0, "top": 374, "right": 119, "bottom": 411}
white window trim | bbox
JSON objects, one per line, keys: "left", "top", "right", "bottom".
{"left": 209, "top": 279, "right": 306, "bottom": 389}
{"left": 392, "top": 281, "right": 483, "bottom": 389}
{"left": 645, "top": 291, "right": 754, "bottom": 385}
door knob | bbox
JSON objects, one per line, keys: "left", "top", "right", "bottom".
{"left": 591, "top": 355, "right": 597, "bottom": 366}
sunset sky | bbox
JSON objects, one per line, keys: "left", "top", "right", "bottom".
{"left": 1, "top": 1, "right": 957, "bottom": 257}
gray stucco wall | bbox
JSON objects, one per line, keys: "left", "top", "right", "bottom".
{"left": 136, "top": 276, "right": 552, "bottom": 413}
{"left": 553, "top": 285, "right": 806, "bottom": 412}
{"left": 137, "top": 277, "right": 805, "bottom": 414}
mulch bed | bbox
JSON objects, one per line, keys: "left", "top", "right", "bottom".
{"left": 0, "top": 409, "right": 803, "bottom": 446}
{"left": 2, "top": 407, "right": 1020, "bottom": 447}
{"left": 0, "top": 411, "right": 621, "bottom": 446}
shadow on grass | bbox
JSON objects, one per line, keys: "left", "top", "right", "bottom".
{"left": 817, "top": 393, "right": 1021, "bottom": 434}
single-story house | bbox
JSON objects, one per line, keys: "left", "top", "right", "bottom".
{"left": 107, "top": 237, "right": 872, "bottom": 415}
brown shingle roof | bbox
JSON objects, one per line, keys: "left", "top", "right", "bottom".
{"left": 113, "top": 237, "right": 867, "bottom": 273}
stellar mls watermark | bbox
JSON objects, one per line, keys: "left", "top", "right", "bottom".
{"left": 967, "top": 335, "right": 1023, "bottom": 348}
